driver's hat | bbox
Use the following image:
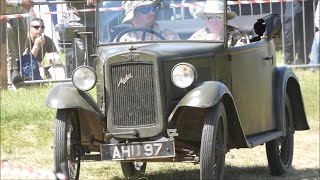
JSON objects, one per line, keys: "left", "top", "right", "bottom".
{"left": 196, "top": 1, "right": 237, "bottom": 20}
{"left": 122, "top": 1, "right": 157, "bottom": 24}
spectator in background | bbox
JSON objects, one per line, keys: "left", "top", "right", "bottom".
{"left": 310, "top": 2, "right": 320, "bottom": 67}
{"left": 23, "top": 18, "right": 57, "bottom": 79}
{"left": 47, "top": 0, "right": 58, "bottom": 26}
{"left": 62, "top": 0, "right": 96, "bottom": 77}
{"left": 283, "top": 1, "right": 316, "bottom": 65}
{"left": 6, "top": 0, "right": 33, "bottom": 85}
{"left": 230, "top": 1, "right": 317, "bottom": 65}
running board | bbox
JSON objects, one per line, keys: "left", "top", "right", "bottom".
{"left": 246, "top": 130, "right": 284, "bottom": 148}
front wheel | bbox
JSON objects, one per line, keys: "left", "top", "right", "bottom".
{"left": 54, "top": 109, "right": 81, "bottom": 180}
{"left": 266, "top": 94, "right": 294, "bottom": 176}
{"left": 120, "top": 162, "right": 147, "bottom": 178}
{"left": 200, "top": 102, "right": 227, "bottom": 180}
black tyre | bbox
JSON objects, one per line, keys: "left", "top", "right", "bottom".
{"left": 120, "top": 162, "right": 147, "bottom": 178}
{"left": 266, "top": 94, "right": 294, "bottom": 176}
{"left": 54, "top": 109, "right": 81, "bottom": 180}
{"left": 200, "top": 102, "right": 227, "bottom": 180}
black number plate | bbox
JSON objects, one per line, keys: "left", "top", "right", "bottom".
{"left": 100, "top": 139, "right": 175, "bottom": 160}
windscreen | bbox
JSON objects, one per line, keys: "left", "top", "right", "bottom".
{"left": 98, "top": 0, "right": 227, "bottom": 44}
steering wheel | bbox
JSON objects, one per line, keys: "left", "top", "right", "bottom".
{"left": 115, "top": 27, "right": 166, "bottom": 42}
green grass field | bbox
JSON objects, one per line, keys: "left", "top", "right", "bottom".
{"left": 1, "top": 68, "right": 319, "bottom": 179}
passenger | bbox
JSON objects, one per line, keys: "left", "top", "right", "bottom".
{"left": 189, "top": 1, "right": 247, "bottom": 46}
{"left": 23, "top": 18, "right": 58, "bottom": 79}
{"left": 119, "top": 1, "right": 180, "bottom": 42}
{"left": 283, "top": 1, "right": 317, "bottom": 65}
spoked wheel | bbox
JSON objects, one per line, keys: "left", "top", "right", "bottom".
{"left": 266, "top": 94, "right": 294, "bottom": 176}
{"left": 120, "top": 161, "right": 147, "bottom": 178}
{"left": 54, "top": 109, "right": 81, "bottom": 180}
{"left": 200, "top": 102, "right": 227, "bottom": 180}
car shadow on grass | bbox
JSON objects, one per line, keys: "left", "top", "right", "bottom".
{"left": 110, "top": 165, "right": 319, "bottom": 180}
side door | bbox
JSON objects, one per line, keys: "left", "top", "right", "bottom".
{"left": 229, "top": 40, "right": 274, "bottom": 136}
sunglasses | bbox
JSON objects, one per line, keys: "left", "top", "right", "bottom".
{"left": 206, "top": 15, "right": 223, "bottom": 21}
{"left": 135, "top": 5, "right": 157, "bottom": 14}
{"left": 31, "top": 25, "right": 45, "bottom": 30}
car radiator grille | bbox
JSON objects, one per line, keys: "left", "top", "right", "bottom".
{"left": 109, "top": 63, "right": 157, "bottom": 127}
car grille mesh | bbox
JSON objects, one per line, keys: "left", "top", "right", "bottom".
{"left": 110, "top": 63, "right": 157, "bottom": 127}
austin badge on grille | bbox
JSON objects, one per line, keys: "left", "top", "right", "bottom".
{"left": 118, "top": 73, "right": 133, "bottom": 87}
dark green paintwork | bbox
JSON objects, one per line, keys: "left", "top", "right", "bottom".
{"left": 46, "top": 13, "right": 310, "bottom": 158}
{"left": 46, "top": 83, "right": 104, "bottom": 120}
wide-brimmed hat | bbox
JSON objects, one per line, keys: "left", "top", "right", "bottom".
{"left": 196, "top": 1, "right": 237, "bottom": 20}
{"left": 122, "top": 1, "right": 157, "bottom": 23}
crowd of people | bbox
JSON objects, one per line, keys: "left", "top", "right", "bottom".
{"left": 4, "top": 0, "right": 319, "bottom": 87}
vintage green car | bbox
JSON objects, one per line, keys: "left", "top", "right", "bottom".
{"left": 46, "top": 0, "right": 309, "bottom": 179}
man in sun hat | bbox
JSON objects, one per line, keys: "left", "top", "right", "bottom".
{"left": 119, "top": 0, "right": 180, "bottom": 42}
{"left": 189, "top": 1, "right": 247, "bottom": 46}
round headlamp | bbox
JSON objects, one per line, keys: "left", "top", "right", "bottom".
{"left": 171, "top": 63, "right": 197, "bottom": 88}
{"left": 72, "top": 66, "right": 97, "bottom": 91}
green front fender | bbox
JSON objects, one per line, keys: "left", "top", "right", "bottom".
{"left": 169, "top": 81, "right": 231, "bottom": 121}
{"left": 168, "top": 81, "right": 250, "bottom": 148}
{"left": 46, "top": 83, "right": 103, "bottom": 118}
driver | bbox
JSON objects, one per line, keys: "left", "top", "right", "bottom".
{"left": 119, "top": 1, "right": 180, "bottom": 42}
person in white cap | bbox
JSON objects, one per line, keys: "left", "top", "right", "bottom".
{"left": 189, "top": 1, "right": 245, "bottom": 46}
{"left": 119, "top": 1, "right": 180, "bottom": 42}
